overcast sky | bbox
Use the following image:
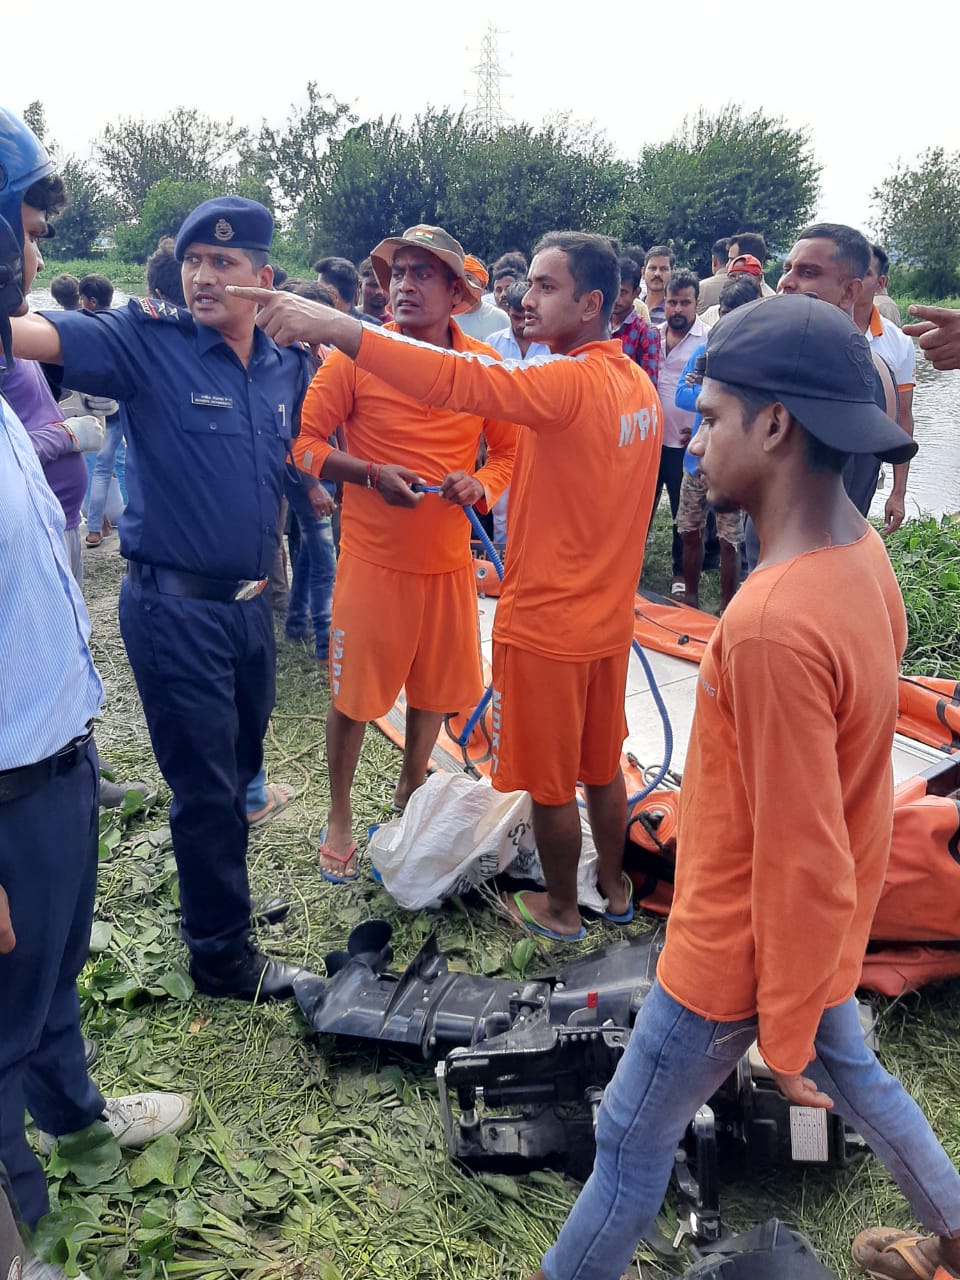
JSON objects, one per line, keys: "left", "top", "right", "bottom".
{"left": 7, "top": 0, "right": 959, "bottom": 243}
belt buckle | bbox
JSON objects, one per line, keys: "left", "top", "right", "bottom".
{"left": 233, "top": 578, "right": 268, "bottom": 603}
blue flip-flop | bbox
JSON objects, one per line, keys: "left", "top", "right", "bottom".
{"left": 318, "top": 824, "right": 359, "bottom": 884}
{"left": 366, "top": 825, "right": 384, "bottom": 882}
{"left": 602, "top": 872, "right": 635, "bottom": 924}
{"left": 508, "top": 891, "right": 586, "bottom": 942}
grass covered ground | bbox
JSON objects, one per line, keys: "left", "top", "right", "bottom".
{"left": 38, "top": 504, "right": 960, "bottom": 1280}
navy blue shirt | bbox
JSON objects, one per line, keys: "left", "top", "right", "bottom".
{"left": 45, "top": 299, "right": 311, "bottom": 580}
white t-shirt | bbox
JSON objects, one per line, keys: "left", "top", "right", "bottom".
{"left": 865, "top": 306, "right": 916, "bottom": 389}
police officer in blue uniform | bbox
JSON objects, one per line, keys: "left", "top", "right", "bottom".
{"left": 11, "top": 194, "right": 312, "bottom": 1001}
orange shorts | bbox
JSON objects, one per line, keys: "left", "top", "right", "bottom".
{"left": 329, "top": 553, "right": 484, "bottom": 721}
{"left": 490, "top": 643, "right": 629, "bottom": 805}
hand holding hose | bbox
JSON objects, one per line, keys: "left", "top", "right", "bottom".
{"left": 439, "top": 471, "right": 484, "bottom": 507}
{"left": 376, "top": 464, "right": 424, "bottom": 508}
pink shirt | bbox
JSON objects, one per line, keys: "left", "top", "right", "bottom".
{"left": 657, "top": 316, "right": 710, "bottom": 448}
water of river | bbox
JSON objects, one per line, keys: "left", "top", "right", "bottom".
{"left": 869, "top": 357, "right": 960, "bottom": 520}
{"left": 27, "top": 284, "right": 960, "bottom": 519}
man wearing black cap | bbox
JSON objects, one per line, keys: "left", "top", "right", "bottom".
{"left": 479, "top": 297, "right": 960, "bottom": 1280}
{"left": 8, "top": 194, "right": 313, "bottom": 1002}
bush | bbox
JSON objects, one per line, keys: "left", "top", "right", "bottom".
{"left": 114, "top": 175, "right": 272, "bottom": 263}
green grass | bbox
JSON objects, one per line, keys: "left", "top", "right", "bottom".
{"left": 883, "top": 516, "right": 960, "bottom": 677}
{"left": 37, "top": 508, "right": 960, "bottom": 1278}
{"left": 38, "top": 257, "right": 148, "bottom": 293}
{"left": 891, "top": 293, "right": 960, "bottom": 316}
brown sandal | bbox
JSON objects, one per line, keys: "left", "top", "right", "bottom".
{"left": 851, "top": 1228, "right": 948, "bottom": 1280}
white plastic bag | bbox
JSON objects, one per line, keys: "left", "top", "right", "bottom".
{"left": 368, "top": 772, "right": 606, "bottom": 912}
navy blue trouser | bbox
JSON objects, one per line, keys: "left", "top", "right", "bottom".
{"left": 651, "top": 446, "right": 685, "bottom": 578}
{"left": 0, "top": 746, "right": 104, "bottom": 1228}
{"left": 119, "top": 576, "right": 276, "bottom": 962}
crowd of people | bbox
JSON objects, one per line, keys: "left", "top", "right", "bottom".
{"left": 2, "top": 101, "right": 960, "bottom": 1280}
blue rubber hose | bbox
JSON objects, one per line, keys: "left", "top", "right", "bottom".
{"left": 628, "top": 639, "right": 674, "bottom": 803}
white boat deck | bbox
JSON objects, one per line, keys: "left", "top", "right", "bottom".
{"left": 474, "top": 595, "right": 948, "bottom": 787}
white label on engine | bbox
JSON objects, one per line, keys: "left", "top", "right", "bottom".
{"left": 789, "top": 1106, "right": 829, "bottom": 1162}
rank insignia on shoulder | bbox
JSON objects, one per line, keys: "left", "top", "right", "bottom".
{"left": 129, "top": 296, "right": 190, "bottom": 326}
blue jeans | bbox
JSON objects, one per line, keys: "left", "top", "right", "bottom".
{"left": 542, "top": 983, "right": 960, "bottom": 1280}
{"left": 245, "top": 764, "right": 267, "bottom": 813}
{"left": 85, "top": 414, "right": 126, "bottom": 534}
{"left": 286, "top": 499, "right": 335, "bottom": 660}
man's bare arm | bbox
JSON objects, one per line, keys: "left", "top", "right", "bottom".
{"left": 883, "top": 387, "right": 915, "bottom": 537}
{"left": 7, "top": 313, "right": 64, "bottom": 364}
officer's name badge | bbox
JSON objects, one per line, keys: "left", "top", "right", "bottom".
{"left": 190, "top": 393, "right": 234, "bottom": 409}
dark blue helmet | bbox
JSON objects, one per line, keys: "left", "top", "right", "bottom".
{"left": 0, "top": 107, "right": 54, "bottom": 316}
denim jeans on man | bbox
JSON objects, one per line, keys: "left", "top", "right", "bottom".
{"left": 285, "top": 479, "right": 336, "bottom": 660}
{"left": 84, "top": 410, "right": 127, "bottom": 535}
{"left": 542, "top": 981, "right": 960, "bottom": 1280}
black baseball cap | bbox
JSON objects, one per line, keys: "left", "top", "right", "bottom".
{"left": 704, "top": 294, "right": 917, "bottom": 464}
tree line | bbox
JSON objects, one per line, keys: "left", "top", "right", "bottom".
{"left": 25, "top": 90, "right": 838, "bottom": 280}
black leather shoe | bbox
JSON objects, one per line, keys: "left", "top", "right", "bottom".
{"left": 251, "top": 895, "right": 291, "bottom": 927}
{"left": 83, "top": 1036, "right": 99, "bottom": 1069}
{"left": 190, "top": 947, "right": 304, "bottom": 1003}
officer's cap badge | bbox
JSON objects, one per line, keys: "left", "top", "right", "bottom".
{"left": 213, "top": 219, "right": 234, "bottom": 242}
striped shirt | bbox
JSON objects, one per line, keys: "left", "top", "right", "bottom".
{"left": 0, "top": 394, "right": 103, "bottom": 769}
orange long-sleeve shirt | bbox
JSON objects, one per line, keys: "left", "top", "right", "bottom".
{"left": 352, "top": 326, "right": 662, "bottom": 659}
{"left": 658, "top": 528, "right": 907, "bottom": 1075}
{"left": 293, "top": 323, "right": 518, "bottom": 574}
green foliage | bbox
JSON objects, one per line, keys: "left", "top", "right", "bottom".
{"left": 873, "top": 147, "right": 960, "bottom": 298}
{"left": 27, "top": 91, "right": 827, "bottom": 280}
{"left": 625, "top": 106, "right": 821, "bottom": 271}
{"left": 884, "top": 515, "right": 960, "bottom": 677}
{"left": 307, "top": 109, "right": 632, "bottom": 264}
{"left": 96, "top": 108, "right": 256, "bottom": 221}
{"left": 113, "top": 174, "right": 272, "bottom": 263}
{"left": 55, "top": 157, "right": 118, "bottom": 258}
{"left": 256, "top": 82, "right": 357, "bottom": 228}
{"left": 22, "top": 99, "right": 47, "bottom": 143}
{"left": 435, "top": 114, "right": 632, "bottom": 263}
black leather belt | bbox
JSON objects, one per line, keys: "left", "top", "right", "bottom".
{"left": 126, "top": 560, "right": 268, "bottom": 603}
{"left": 0, "top": 728, "right": 94, "bottom": 806}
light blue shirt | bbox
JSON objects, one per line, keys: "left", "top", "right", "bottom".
{"left": 0, "top": 394, "right": 103, "bottom": 768}
{"left": 485, "top": 328, "right": 551, "bottom": 362}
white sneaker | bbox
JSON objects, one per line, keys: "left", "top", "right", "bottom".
{"left": 24, "top": 1259, "right": 92, "bottom": 1280}
{"left": 36, "top": 1091, "right": 193, "bottom": 1154}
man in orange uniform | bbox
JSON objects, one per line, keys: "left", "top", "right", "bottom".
{"left": 513, "top": 297, "right": 957, "bottom": 1280}
{"left": 231, "top": 231, "right": 662, "bottom": 933}
{"left": 292, "top": 226, "right": 517, "bottom": 880}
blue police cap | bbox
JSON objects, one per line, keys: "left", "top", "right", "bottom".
{"left": 704, "top": 294, "right": 917, "bottom": 465}
{"left": 174, "top": 196, "right": 273, "bottom": 261}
